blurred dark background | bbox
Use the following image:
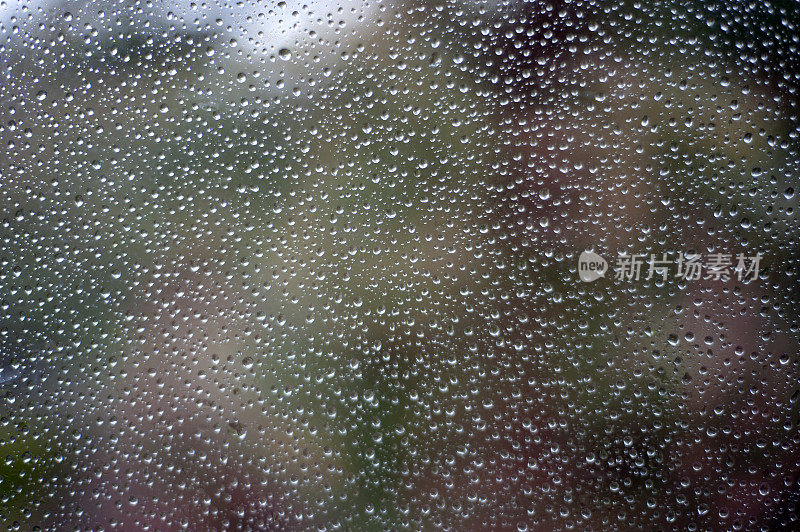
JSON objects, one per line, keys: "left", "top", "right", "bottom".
{"left": 1, "top": 0, "right": 800, "bottom": 529}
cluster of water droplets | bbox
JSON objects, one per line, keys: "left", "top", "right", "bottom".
{"left": 1, "top": 0, "right": 800, "bottom": 529}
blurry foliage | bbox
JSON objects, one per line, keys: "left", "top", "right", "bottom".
{"left": 1, "top": 0, "right": 800, "bottom": 529}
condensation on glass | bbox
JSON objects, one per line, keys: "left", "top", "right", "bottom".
{"left": 1, "top": 0, "right": 800, "bottom": 529}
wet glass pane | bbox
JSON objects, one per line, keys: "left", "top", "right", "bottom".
{"left": 1, "top": 0, "right": 800, "bottom": 529}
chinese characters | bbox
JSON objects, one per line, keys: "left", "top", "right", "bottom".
{"left": 613, "top": 252, "right": 762, "bottom": 282}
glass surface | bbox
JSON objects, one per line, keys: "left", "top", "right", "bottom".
{"left": 1, "top": 0, "right": 800, "bottom": 529}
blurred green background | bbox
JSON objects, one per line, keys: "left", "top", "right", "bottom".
{"left": 2, "top": 0, "right": 800, "bottom": 529}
